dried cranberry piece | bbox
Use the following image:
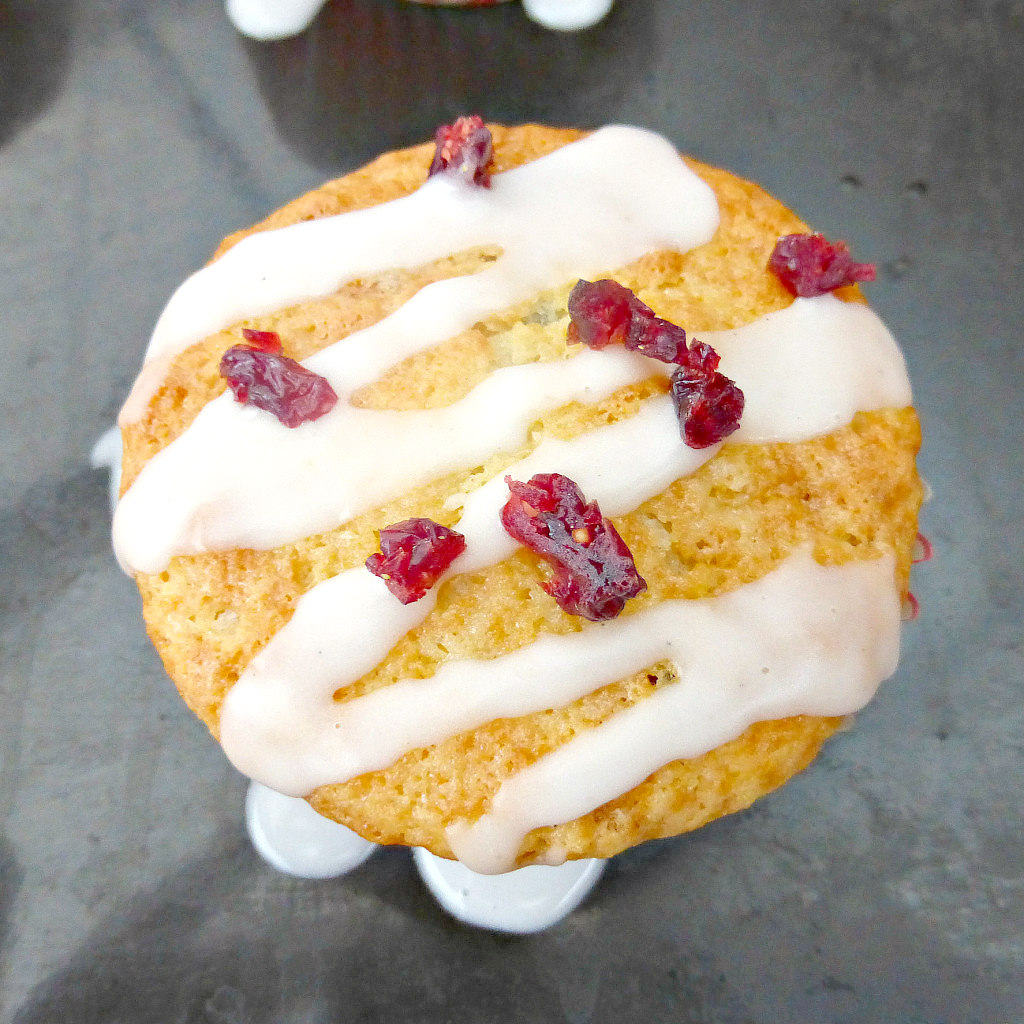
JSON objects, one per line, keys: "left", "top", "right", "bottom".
{"left": 568, "top": 279, "right": 713, "bottom": 366}
{"left": 670, "top": 364, "right": 745, "bottom": 448}
{"left": 500, "top": 473, "right": 647, "bottom": 622}
{"left": 627, "top": 315, "right": 691, "bottom": 364}
{"left": 681, "top": 338, "right": 721, "bottom": 374}
{"left": 240, "top": 328, "right": 284, "bottom": 353}
{"left": 568, "top": 278, "right": 687, "bottom": 361}
{"left": 567, "top": 279, "right": 744, "bottom": 449}
{"left": 365, "top": 518, "right": 467, "bottom": 604}
{"left": 219, "top": 344, "right": 338, "bottom": 428}
{"left": 566, "top": 279, "right": 644, "bottom": 349}
{"left": 428, "top": 115, "right": 494, "bottom": 187}
{"left": 768, "top": 233, "right": 877, "bottom": 296}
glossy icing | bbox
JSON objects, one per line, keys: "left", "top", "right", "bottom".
{"left": 114, "top": 294, "right": 908, "bottom": 575}
{"left": 445, "top": 549, "right": 901, "bottom": 872}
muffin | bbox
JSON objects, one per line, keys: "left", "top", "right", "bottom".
{"left": 114, "top": 120, "right": 921, "bottom": 873}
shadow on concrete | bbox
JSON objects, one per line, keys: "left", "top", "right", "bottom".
{"left": 240, "top": 0, "right": 655, "bottom": 172}
{"left": 9, "top": 832, "right": 565, "bottom": 1023}
{"left": 0, "top": 1, "right": 72, "bottom": 148}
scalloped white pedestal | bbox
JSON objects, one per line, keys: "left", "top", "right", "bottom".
{"left": 225, "top": 0, "right": 330, "bottom": 40}
{"left": 521, "top": 0, "right": 613, "bottom": 30}
{"left": 245, "top": 782, "right": 604, "bottom": 931}
{"left": 413, "top": 847, "right": 605, "bottom": 933}
{"left": 224, "top": 0, "right": 613, "bottom": 39}
{"left": 246, "top": 780, "right": 378, "bottom": 878}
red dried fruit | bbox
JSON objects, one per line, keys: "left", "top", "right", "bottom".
{"left": 428, "top": 115, "right": 494, "bottom": 187}
{"left": 500, "top": 473, "right": 647, "bottom": 622}
{"left": 568, "top": 278, "right": 690, "bottom": 361}
{"left": 768, "top": 233, "right": 876, "bottom": 296}
{"left": 240, "top": 328, "right": 284, "bottom": 353}
{"left": 568, "top": 279, "right": 722, "bottom": 365}
{"left": 566, "top": 278, "right": 643, "bottom": 349}
{"left": 627, "top": 315, "right": 691, "bottom": 364}
{"left": 670, "top": 364, "right": 745, "bottom": 448}
{"left": 365, "top": 518, "right": 467, "bottom": 604}
{"left": 219, "top": 343, "right": 338, "bottom": 428}
{"left": 567, "top": 279, "right": 744, "bottom": 449}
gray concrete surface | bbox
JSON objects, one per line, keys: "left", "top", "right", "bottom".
{"left": 1, "top": 0, "right": 1021, "bottom": 1020}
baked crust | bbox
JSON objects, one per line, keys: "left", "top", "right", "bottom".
{"left": 122, "top": 125, "right": 922, "bottom": 865}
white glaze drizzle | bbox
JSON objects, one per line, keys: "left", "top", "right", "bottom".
{"left": 114, "top": 294, "right": 909, "bottom": 575}
{"left": 120, "top": 126, "right": 717, "bottom": 421}
{"left": 114, "top": 347, "right": 652, "bottom": 574}
{"left": 445, "top": 549, "right": 901, "bottom": 873}
{"left": 218, "top": 293, "right": 910, "bottom": 797}
{"left": 114, "top": 127, "right": 724, "bottom": 573}
{"left": 219, "top": 396, "right": 715, "bottom": 794}
{"left": 708, "top": 296, "right": 911, "bottom": 441}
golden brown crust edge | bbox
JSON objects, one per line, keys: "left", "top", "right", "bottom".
{"left": 123, "top": 124, "right": 923, "bottom": 866}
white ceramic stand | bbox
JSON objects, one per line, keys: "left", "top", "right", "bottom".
{"left": 225, "top": 0, "right": 330, "bottom": 40}
{"left": 245, "top": 780, "right": 378, "bottom": 878}
{"left": 520, "top": 0, "right": 613, "bottom": 31}
{"left": 413, "top": 847, "right": 605, "bottom": 933}
{"left": 225, "top": 0, "right": 613, "bottom": 40}
{"left": 244, "top": 781, "right": 604, "bottom": 931}
{"left": 90, "top": 426, "right": 123, "bottom": 513}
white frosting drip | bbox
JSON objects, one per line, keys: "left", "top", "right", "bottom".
{"left": 121, "top": 127, "right": 717, "bottom": 420}
{"left": 114, "top": 293, "right": 909, "bottom": 576}
{"left": 445, "top": 549, "right": 901, "bottom": 873}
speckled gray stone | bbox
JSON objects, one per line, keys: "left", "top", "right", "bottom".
{"left": 1, "top": 1, "right": 1021, "bottom": 1021}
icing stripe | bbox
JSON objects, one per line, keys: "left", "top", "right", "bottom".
{"left": 219, "top": 397, "right": 716, "bottom": 795}
{"left": 113, "top": 295, "right": 910, "bottom": 575}
{"left": 114, "top": 347, "right": 653, "bottom": 574}
{"left": 710, "top": 296, "right": 911, "bottom": 441}
{"left": 445, "top": 549, "right": 901, "bottom": 873}
{"left": 121, "top": 126, "right": 719, "bottom": 420}
{"left": 218, "top": 306, "right": 908, "bottom": 799}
